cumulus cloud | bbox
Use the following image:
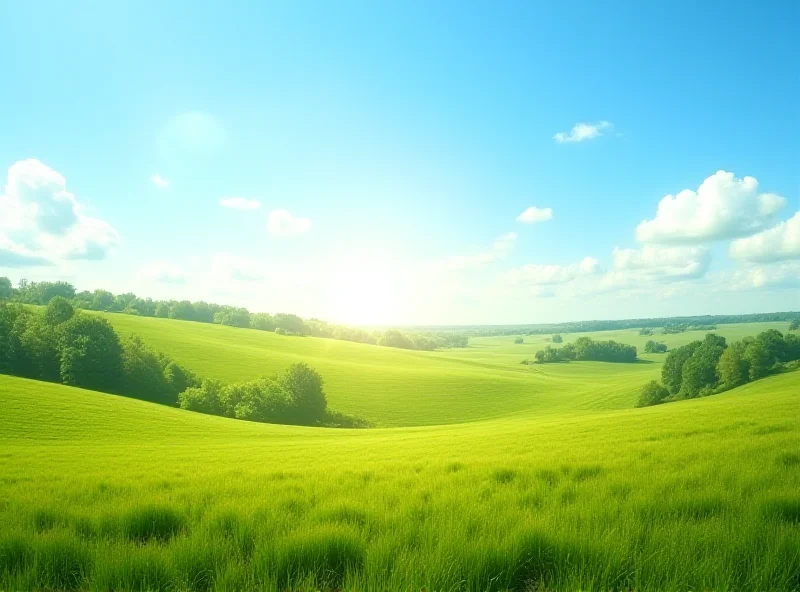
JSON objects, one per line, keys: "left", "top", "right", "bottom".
{"left": 443, "top": 232, "right": 517, "bottom": 271}
{"left": 0, "top": 159, "right": 119, "bottom": 267}
{"left": 151, "top": 174, "right": 169, "bottom": 189}
{"left": 267, "top": 209, "right": 312, "bottom": 237}
{"left": 211, "top": 253, "right": 265, "bottom": 282}
{"left": 553, "top": 121, "right": 613, "bottom": 143}
{"left": 220, "top": 197, "right": 261, "bottom": 210}
{"left": 516, "top": 206, "right": 553, "bottom": 224}
{"left": 729, "top": 211, "right": 800, "bottom": 262}
{"left": 636, "top": 171, "right": 786, "bottom": 244}
{"left": 606, "top": 245, "right": 711, "bottom": 285}
{"left": 725, "top": 262, "right": 800, "bottom": 291}
{"left": 503, "top": 256, "right": 599, "bottom": 286}
{"left": 137, "top": 260, "right": 186, "bottom": 284}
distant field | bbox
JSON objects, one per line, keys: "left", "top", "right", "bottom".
{"left": 95, "top": 313, "right": 791, "bottom": 427}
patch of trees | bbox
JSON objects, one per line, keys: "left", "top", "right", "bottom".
{"left": 0, "top": 278, "right": 469, "bottom": 352}
{"left": 419, "top": 312, "right": 800, "bottom": 337}
{"left": 644, "top": 340, "right": 667, "bottom": 353}
{"left": 178, "top": 363, "right": 370, "bottom": 427}
{"left": 661, "top": 323, "right": 717, "bottom": 334}
{"left": 552, "top": 334, "right": 563, "bottom": 343}
{"left": 530, "top": 337, "right": 637, "bottom": 364}
{"left": 514, "top": 337, "right": 524, "bottom": 344}
{"left": 0, "top": 299, "right": 199, "bottom": 405}
{"left": 637, "top": 330, "right": 800, "bottom": 407}
{"left": 791, "top": 319, "right": 800, "bottom": 331}
{"left": 639, "top": 328, "right": 654, "bottom": 336}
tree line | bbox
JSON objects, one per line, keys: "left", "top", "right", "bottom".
{"left": 0, "top": 298, "right": 362, "bottom": 428}
{"left": 527, "top": 337, "right": 638, "bottom": 364}
{"left": 0, "top": 278, "right": 468, "bottom": 351}
{"left": 637, "top": 329, "right": 800, "bottom": 407}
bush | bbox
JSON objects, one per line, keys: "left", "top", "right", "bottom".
{"left": 514, "top": 337, "right": 523, "bottom": 344}
{"left": 644, "top": 340, "right": 667, "bottom": 353}
{"left": 534, "top": 337, "right": 636, "bottom": 364}
{"left": 552, "top": 334, "right": 563, "bottom": 343}
{"left": 179, "top": 381, "right": 224, "bottom": 415}
{"left": 59, "top": 315, "right": 123, "bottom": 393}
{"left": 636, "top": 380, "right": 669, "bottom": 407}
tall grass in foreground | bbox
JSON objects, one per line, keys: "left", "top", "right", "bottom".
{"left": 1, "top": 371, "right": 799, "bottom": 590}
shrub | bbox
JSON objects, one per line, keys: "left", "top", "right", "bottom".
{"left": 58, "top": 315, "right": 123, "bottom": 393}
{"left": 514, "top": 337, "right": 523, "bottom": 344}
{"left": 552, "top": 334, "right": 563, "bottom": 343}
{"left": 636, "top": 380, "right": 669, "bottom": 407}
{"left": 179, "top": 381, "right": 224, "bottom": 416}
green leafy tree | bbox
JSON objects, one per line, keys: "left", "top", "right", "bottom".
{"left": 119, "top": 335, "right": 173, "bottom": 404}
{"left": 43, "top": 296, "right": 75, "bottom": 326}
{"left": 179, "top": 381, "right": 224, "bottom": 415}
{"left": 636, "top": 380, "right": 669, "bottom": 407}
{"left": 717, "top": 341, "right": 750, "bottom": 389}
{"left": 552, "top": 334, "right": 563, "bottom": 343}
{"left": 58, "top": 315, "right": 123, "bottom": 392}
{"left": 0, "top": 277, "right": 12, "bottom": 300}
{"left": 790, "top": 319, "right": 800, "bottom": 331}
{"left": 18, "top": 315, "right": 61, "bottom": 382}
{"left": 678, "top": 334, "right": 727, "bottom": 398}
{"left": 661, "top": 341, "right": 702, "bottom": 394}
{"left": 280, "top": 363, "right": 327, "bottom": 424}
{"left": 91, "top": 289, "right": 115, "bottom": 311}
{"left": 754, "top": 329, "right": 787, "bottom": 365}
{"left": 514, "top": 337, "right": 524, "bottom": 344}
{"left": 744, "top": 341, "right": 770, "bottom": 380}
{"left": 155, "top": 302, "right": 171, "bottom": 318}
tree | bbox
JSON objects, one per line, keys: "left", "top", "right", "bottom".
{"left": 636, "top": 380, "right": 669, "bottom": 407}
{"left": 514, "top": 337, "right": 524, "bottom": 344}
{"left": 280, "top": 363, "right": 327, "bottom": 424}
{"left": 644, "top": 340, "right": 667, "bottom": 354}
{"left": 18, "top": 315, "right": 60, "bottom": 382}
{"left": 58, "top": 315, "right": 123, "bottom": 392}
{"left": 0, "top": 277, "right": 12, "bottom": 300}
{"left": 169, "top": 300, "right": 196, "bottom": 321}
{"left": 552, "top": 334, "right": 563, "bottom": 344}
{"left": 717, "top": 341, "right": 749, "bottom": 389}
{"left": 661, "top": 341, "right": 702, "bottom": 394}
{"left": 155, "top": 302, "right": 171, "bottom": 318}
{"left": 119, "top": 335, "right": 173, "bottom": 404}
{"left": 789, "top": 319, "right": 800, "bottom": 331}
{"left": 755, "top": 329, "right": 787, "bottom": 365}
{"left": 43, "top": 297, "right": 75, "bottom": 326}
{"left": 179, "top": 381, "right": 224, "bottom": 415}
{"left": 678, "top": 334, "right": 727, "bottom": 398}
{"left": 744, "top": 341, "right": 770, "bottom": 380}
{"left": 274, "top": 313, "right": 308, "bottom": 335}
{"left": 91, "top": 289, "right": 115, "bottom": 311}
{"left": 250, "top": 313, "right": 276, "bottom": 331}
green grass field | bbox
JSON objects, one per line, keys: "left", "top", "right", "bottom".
{"left": 1, "top": 317, "right": 799, "bottom": 590}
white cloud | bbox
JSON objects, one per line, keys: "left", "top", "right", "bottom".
{"left": 0, "top": 159, "right": 119, "bottom": 267}
{"left": 137, "top": 260, "right": 186, "bottom": 284}
{"left": 220, "top": 197, "right": 261, "bottom": 210}
{"left": 503, "top": 256, "right": 599, "bottom": 286}
{"left": 211, "top": 253, "right": 265, "bottom": 282}
{"left": 607, "top": 245, "right": 710, "bottom": 284}
{"left": 729, "top": 211, "right": 800, "bottom": 262}
{"left": 553, "top": 121, "right": 613, "bottom": 143}
{"left": 151, "top": 174, "right": 170, "bottom": 189}
{"left": 724, "top": 262, "right": 800, "bottom": 291}
{"left": 636, "top": 171, "right": 786, "bottom": 244}
{"left": 516, "top": 206, "right": 553, "bottom": 224}
{"left": 267, "top": 209, "right": 312, "bottom": 237}
{"left": 443, "top": 232, "right": 517, "bottom": 271}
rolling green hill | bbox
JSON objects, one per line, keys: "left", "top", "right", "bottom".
{"left": 1, "top": 371, "right": 799, "bottom": 590}
{"left": 94, "top": 312, "right": 791, "bottom": 426}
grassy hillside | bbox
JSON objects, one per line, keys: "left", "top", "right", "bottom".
{"left": 94, "top": 313, "right": 791, "bottom": 426}
{"left": 1, "top": 372, "right": 799, "bottom": 590}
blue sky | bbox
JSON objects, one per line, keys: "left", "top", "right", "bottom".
{"left": 1, "top": 0, "right": 798, "bottom": 324}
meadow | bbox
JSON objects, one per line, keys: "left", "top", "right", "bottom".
{"left": 1, "top": 317, "right": 799, "bottom": 590}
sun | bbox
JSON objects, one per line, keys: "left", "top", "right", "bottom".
{"left": 325, "top": 255, "right": 406, "bottom": 326}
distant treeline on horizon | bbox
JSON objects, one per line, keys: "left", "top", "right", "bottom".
{"left": 0, "top": 276, "right": 797, "bottom": 344}
{"left": 0, "top": 277, "right": 468, "bottom": 352}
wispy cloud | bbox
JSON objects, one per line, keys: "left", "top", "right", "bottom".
{"left": 267, "top": 209, "right": 312, "bottom": 236}
{"left": 516, "top": 206, "right": 553, "bottom": 224}
{"left": 553, "top": 121, "right": 613, "bottom": 143}
{"left": 220, "top": 197, "right": 261, "bottom": 210}
{"left": 151, "top": 174, "right": 170, "bottom": 189}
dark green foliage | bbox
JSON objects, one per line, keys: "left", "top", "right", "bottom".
{"left": 59, "top": 315, "right": 123, "bottom": 392}
{"left": 119, "top": 336, "right": 196, "bottom": 405}
{"left": 551, "top": 334, "right": 563, "bottom": 343}
{"left": 661, "top": 341, "right": 702, "bottom": 394}
{"left": 718, "top": 341, "right": 749, "bottom": 388}
{"left": 213, "top": 306, "right": 251, "bottom": 328}
{"left": 514, "top": 337, "right": 524, "bottom": 344}
{"left": 678, "top": 334, "right": 727, "bottom": 398}
{"left": 280, "top": 363, "right": 326, "bottom": 424}
{"left": 15, "top": 280, "right": 76, "bottom": 304}
{"left": 534, "top": 337, "right": 636, "bottom": 364}
{"left": 790, "top": 319, "right": 800, "bottom": 331}
{"left": 0, "top": 277, "right": 12, "bottom": 300}
{"left": 250, "top": 312, "right": 276, "bottom": 331}
{"left": 644, "top": 340, "right": 667, "bottom": 353}
{"left": 761, "top": 498, "right": 800, "bottom": 525}
{"left": 744, "top": 341, "right": 771, "bottom": 380}
{"left": 638, "top": 328, "right": 653, "bottom": 336}
{"left": 43, "top": 296, "right": 75, "bottom": 326}
{"left": 636, "top": 380, "right": 669, "bottom": 407}
{"left": 122, "top": 505, "right": 185, "bottom": 542}
{"left": 0, "top": 535, "right": 32, "bottom": 575}
{"left": 755, "top": 329, "right": 788, "bottom": 365}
